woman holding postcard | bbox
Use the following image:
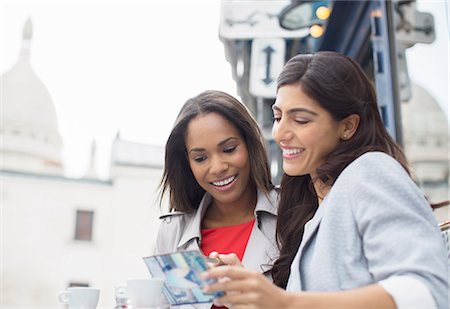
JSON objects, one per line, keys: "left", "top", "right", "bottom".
{"left": 203, "top": 52, "right": 448, "bottom": 308}
{"left": 155, "top": 90, "right": 278, "bottom": 308}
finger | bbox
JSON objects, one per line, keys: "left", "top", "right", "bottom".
{"left": 212, "top": 298, "right": 225, "bottom": 307}
{"left": 204, "top": 252, "right": 221, "bottom": 267}
{"left": 208, "top": 251, "right": 228, "bottom": 266}
{"left": 209, "top": 251, "right": 219, "bottom": 259}
{"left": 214, "top": 291, "right": 260, "bottom": 308}
{"left": 204, "top": 276, "right": 254, "bottom": 294}
{"left": 218, "top": 253, "right": 242, "bottom": 266}
{"left": 204, "top": 265, "right": 255, "bottom": 281}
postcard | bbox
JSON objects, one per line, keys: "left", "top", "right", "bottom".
{"left": 143, "top": 250, "right": 225, "bottom": 305}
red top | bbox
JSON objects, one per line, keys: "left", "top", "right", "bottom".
{"left": 201, "top": 218, "right": 256, "bottom": 260}
{"left": 201, "top": 219, "right": 256, "bottom": 309}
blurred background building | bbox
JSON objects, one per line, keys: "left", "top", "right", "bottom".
{"left": 1, "top": 19, "right": 165, "bottom": 306}
{"left": 1, "top": 0, "right": 448, "bottom": 307}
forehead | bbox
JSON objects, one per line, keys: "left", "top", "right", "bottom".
{"left": 274, "top": 84, "right": 320, "bottom": 111}
{"left": 185, "top": 112, "right": 242, "bottom": 147}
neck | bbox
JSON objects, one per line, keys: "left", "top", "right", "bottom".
{"left": 312, "top": 177, "right": 331, "bottom": 206}
{"left": 203, "top": 185, "right": 257, "bottom": 228}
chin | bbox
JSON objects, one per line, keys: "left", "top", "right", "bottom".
{"left": 283, "top": 164, "right": 306, "bottom": 177}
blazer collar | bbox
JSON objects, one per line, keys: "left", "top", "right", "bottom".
{"left": 296, "top": 198, "right": 325, "bottom": 258}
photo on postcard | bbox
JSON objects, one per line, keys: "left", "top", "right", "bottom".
{"left": 143, "top": 250, "right": 224, "bottom": 305}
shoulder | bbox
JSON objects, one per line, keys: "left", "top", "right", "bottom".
{"left": 159, "top": 210, "right": 185, "bottom": 222}
{"left": 331, "top": 152, "right": 430, "bottom": 217}
{"left": 348, "top": 151, "right": 403, "bottom": 172}
{"left": 329, "top": 152, "right": 422, "bottom": 210}
{"left": 158, "top": 210, "right": 193, "bottom": 230}
{"left": 157, "top": 211, "right": 190, "bottom": 239}
{"left": 156, "top": 211, "right": 196, "bottom": 254}
{"left": 339, "top": 152, "right": 408, "bottom": 185}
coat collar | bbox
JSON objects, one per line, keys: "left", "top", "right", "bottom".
{"left": 177, "top": 194, "right": 212, "bottom": 249}
{"left": 242, "top": 220, "right": 278, "bottom": 273}
{"left": 243, "top": 189, "right": 278, "bottom": 273}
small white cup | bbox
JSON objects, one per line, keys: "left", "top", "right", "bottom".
{"left": 58, "top": 287, "right": 100, "bottom": 309}
{"left": 126, "top": 278, "right": 165, "bottom": 308}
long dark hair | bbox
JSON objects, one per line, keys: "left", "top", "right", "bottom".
{"left": 159, "top": 90, "right": 274, "bottom": 213}
{"left": 271, "top": 51, "right": 408, "bottom": 288}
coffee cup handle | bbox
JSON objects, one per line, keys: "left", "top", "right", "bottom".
{"left": 58, "top": 291, "right": 71, "bottom": 303}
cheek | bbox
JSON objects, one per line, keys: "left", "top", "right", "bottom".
{"left": 236, "top": 150, "right": 250, "bottom": 170}
{"left": 315, "top": 132, "right": 341, "bottom": 155}
{"left": 188, "top": 162, "right": 203, "bottom": 183}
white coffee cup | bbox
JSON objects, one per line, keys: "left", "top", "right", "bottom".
{"left": 126, "top": 278, "right": 165, "bottom": 308}
{"left": 58, "top": 287, "right": 100, "bottom": 309}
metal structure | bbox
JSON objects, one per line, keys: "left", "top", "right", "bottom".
{"left": 219, "top": 0, "right": 435, "bottom": 183}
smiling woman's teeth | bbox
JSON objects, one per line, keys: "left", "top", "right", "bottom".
{"left": 213, "top": 176, "right": 236, "bottom": 187}
{"left": 283, "top": 148, "right": 302, "bottom": 155}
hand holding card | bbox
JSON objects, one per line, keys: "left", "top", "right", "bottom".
{"left": 143, "top": 250, "right": 225, "bottom": 306}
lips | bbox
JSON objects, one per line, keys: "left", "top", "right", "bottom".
{"left": 211, "top": 175, "right": 236, "bottom": 187}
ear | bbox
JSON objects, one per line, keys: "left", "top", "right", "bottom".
{"left": 339, "top": 114, "right": 360, "bottom": 140}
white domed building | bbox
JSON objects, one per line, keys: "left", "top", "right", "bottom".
{"left": 1, "top": 20, "right": 165, "bottom": 307}
{"left": 1, "top": 18, "right": 63, "bottom": 175}
{"left": 402, "top": 83, "right": 449, "bottom": 224}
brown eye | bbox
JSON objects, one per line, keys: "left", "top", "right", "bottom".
{"left": 295, "top": 119, "right": 310, "bottom": 125}
{"left": 193, "top": 155, "right": 207, "bottom": 163}
{"left": 223, "top": 145, "right": 237, "bottom": 154}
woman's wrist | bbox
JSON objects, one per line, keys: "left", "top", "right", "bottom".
{"left": 279, "top": 289, "right": 298, "bottom": 309}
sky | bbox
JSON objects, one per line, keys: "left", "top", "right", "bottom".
{"left": 1, "top": 0, "right": 449, "bottom": 179}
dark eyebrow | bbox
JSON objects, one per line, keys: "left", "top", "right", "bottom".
{"left": 188, "top": 137, "right": 239, "bottom": 154}
{"left": 272, "top": 105, "right": 318, "bottom": 116}
{"left": 218, "top": 137, "right": 239, "bottom": 147}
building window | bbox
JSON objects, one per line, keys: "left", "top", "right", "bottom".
{"left": 75, "top": 210, "right": 94, "bottom": 241}
{"left": 69, "top": 282, "right": 89, "bottom": 287}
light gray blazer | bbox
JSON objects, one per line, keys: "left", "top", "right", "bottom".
{"left": 287, "top": 152, "right": 448, "bottom": 309}
{"left": 156, "top": 189, "right": 279, "bottom": 309}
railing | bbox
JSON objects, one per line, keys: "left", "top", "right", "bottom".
{"left": 432, "top": 200, "right": 450, "bottom": 263}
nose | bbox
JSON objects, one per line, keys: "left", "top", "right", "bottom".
{"left": 272, "top": 118, "right": 292, "bottom": 144}
{"left": 209, "top": 155, "right": 228, "bottom": 175}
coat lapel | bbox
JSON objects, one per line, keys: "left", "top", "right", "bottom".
{"left": 177, "top": 194, "right": 211, "bottom": 249}
{"left": 242, "top": 189, "right": 278, "bottom": 274}
{"left": 242, "top": 221, "right": 278, "bottom": 273}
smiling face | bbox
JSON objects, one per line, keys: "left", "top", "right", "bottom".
{"left": 185, "top": 112, "right": 253, "bottom": 206}
{"left": 272, "top": 84, "right": 346, "bottom": 178}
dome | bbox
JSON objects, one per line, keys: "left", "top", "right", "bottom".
{"left": 402, "top": 83, "right": 448, "bottom": 161}
{"left": 401, "top": 83, "right": 449, "bottom": 204}
{"left": 1, "top": 18, "right": 63, "bottom": 174}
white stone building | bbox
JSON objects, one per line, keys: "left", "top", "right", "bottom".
{"left": 1, "top": 19, "right": 165, "bottom": 307}
{"left": 402, "top": 83, "right": 450, "bottom": 223}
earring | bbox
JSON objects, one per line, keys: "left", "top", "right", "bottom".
{"left": 342, "top": 135, "right": 348, "bottom": 140}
